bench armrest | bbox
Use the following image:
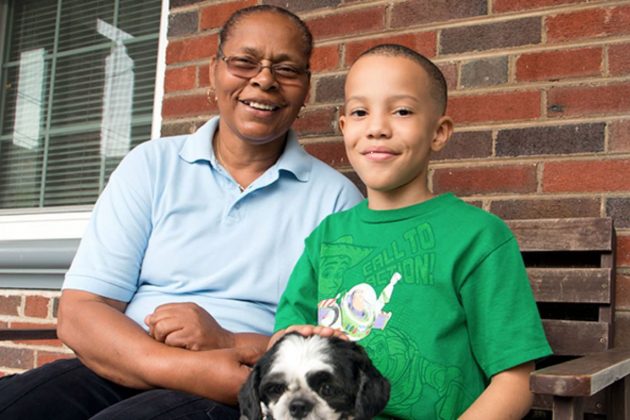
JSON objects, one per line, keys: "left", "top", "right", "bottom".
{"left": 531, "top": 348, "right": 630, "bottom": 397}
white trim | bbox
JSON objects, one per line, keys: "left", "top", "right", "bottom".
{"left": 151, "top": 0, "right": 168, "bottom": 140}
{"left": 0, "top": 211, "right": 91, "bottom": 240}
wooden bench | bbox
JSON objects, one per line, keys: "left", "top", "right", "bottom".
{"left": 507, "top": 217, "right": 630, "bottom": 420}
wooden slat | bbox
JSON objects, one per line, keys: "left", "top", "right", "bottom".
{"left": 528, "top": 268, "right": 612, "bottom": 303}
{"left": 530, "top": 348, "right": 630, "bottom": 397}
{"left": 0, "top": 328, "right": 57, "bottom": 340}
{"left": 508, "top": 217, "right": 613, "bottom": 252}
{"left": 543, "top": 320, "right": 609, "bottom": 356}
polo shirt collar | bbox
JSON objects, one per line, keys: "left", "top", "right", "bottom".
{"left": 178, "top": 116, "right": 311, "bottom": 182}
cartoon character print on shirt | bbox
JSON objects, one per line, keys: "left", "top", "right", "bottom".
{"left": 317, "top": 231, "right": 471, "bottom": 419}
{"left": 318, "top": 272, "right": 401, "bottom": 341}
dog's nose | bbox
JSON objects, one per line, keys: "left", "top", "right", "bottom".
{"left": 289, "top": 398, "right": 313, "bottom": 418}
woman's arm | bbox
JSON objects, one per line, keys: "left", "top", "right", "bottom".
{"left": 57, "top": 289, "right": 264, "bottom": 404}
{"left": 459, "top": 362, "right": 534, "bottom": 420}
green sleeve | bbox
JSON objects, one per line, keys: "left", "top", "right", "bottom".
{"left": 460, "top": 236, "right": 552, "bottom": 377}
{"left": 274, "top": 248, "right": 319, "bottom": 332}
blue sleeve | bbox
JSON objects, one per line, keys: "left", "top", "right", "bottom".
{"left": 62, "top": 144, "right": 154, "bottom": 302}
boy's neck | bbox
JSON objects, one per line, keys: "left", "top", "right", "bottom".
{"left": 366, "top": 188, "right": 436, "bottom": 210}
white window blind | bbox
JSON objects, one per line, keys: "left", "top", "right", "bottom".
{"left": 0, "top": 0, "right": 161, "bottom": 209}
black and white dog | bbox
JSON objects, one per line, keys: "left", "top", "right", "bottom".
{"left": 239, "top": 333, "right": 390, "bottom": 420}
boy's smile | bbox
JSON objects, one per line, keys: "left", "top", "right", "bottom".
{"left": 339, "top": 54, "right": 453, "bottom": 210}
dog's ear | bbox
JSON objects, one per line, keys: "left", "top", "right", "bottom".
{"left": 354, "top": 353, "right": 391, "bottom": 420}
{"left": 238, "top": 364, "right": 263, "bottom": 420}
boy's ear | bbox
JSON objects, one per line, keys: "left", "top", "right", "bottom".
{"left": 431, "top": 115, "right": 454, "bottom": 152}
{"left": 339, "top": 113, "right": 346, "bottom": 134}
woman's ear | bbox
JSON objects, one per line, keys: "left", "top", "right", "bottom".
{"left": 208, "top": 56, "right": 217, "bottom": 91}
{"left": 431, "top": 115, "right": 454, "bottom": 152}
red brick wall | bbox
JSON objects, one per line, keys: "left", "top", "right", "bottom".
{"left": 163, "top": 0, "right": 630, "bottom": 346}
{"left": 0, "top": 292, "right": 72, "bottom": 377}
{"left": 3, "top": 0, "right": 629, "bottom": 374}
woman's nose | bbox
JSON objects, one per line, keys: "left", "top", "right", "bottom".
{"left": 249, "top": 66, "right": 278, "bottom": 90}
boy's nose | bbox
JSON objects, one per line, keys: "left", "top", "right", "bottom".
{"left": 367, "top": 116, "right": 392, "bottom": 139}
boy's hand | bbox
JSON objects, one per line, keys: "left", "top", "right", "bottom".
{"left": 268, "top": 325, "right": 348, "bottom": 350}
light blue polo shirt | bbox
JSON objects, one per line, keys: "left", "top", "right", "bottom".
{"left": 63, "top": 117, "right": 363, "bottom": 334}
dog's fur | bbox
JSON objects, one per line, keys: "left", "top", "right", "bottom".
{"left": 239, "top": 333, "right": 390, "bottom": 420}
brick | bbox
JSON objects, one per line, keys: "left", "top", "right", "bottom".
{"left": 448, "top": 91, "right": 540, "bottom": 124}
{"left": 617, "top": 273, "right": 630, "bottom": 311}
{"left": 546, "top": 5, "right": 630, "bottom": 43}
{"left": 161, "top": 120, "right": 207, "bottom": 137}
{"left": 489, "top": 197, "right": 601, "bottom": 220}
{"left": 618, "top": 235, "right": 630, "bottom": 267}
{"left": 315, "top": 74, "right": 345, "bottom": 104}
{"left": 306, "top": 7, "right": 385, "bottom": 40}
{"left": 438, "top": 62, "right": 458, "bottom": 93}
{"left": 198, "top": 64, "right": 210, "bottom": 87}
{"left": 615, "top": 312, "right": 630, "bottom": 348}
{"left": 496, "top": 123, "right": 605, "bottom": 157}
{"left": 609, "top": 43, "right": 630, "bottom": 76}
{"left": 606, "top": 198, "right": 630, "bottom": 229}
{"left": 460, "top": 56, "right": 508, "bottom": 88}
{"left": 493, "top": 0, "right": 581, "bottom": 13}
{"left": 199, "top": 0, "right": 257, "bottom": 31}
{"left": 432, "top": 130, "right": 492, "bottom": 161}
{"left": 262, "top": 0, "right": 341, "bottom": 13}
{"left": 547, "top": 83, "right": 630, "bottom": 118}
{"left": 162, "top": 93, "right": 215, "bottom": 118}
{"left": 610, "top": 120, "right": 630, "bottom": 153}
{"left": 24, "top": 296, "right": 50, "bottom": 318}
{"left": 432, "top": 165, "right": 537, "bottom": 195}
{"left": 166, "top": 34, "right": 218, "bottom": 65}
{"left": 440, "top": 17, "right": 541, "bottom": 55}
{"left": 311, "top": 45, "right": 340, "bottom": 73}
{"left": 344, "top": 32, "right": 437, "bottom": 65}
{"left": 0, "top": 296, "right": 21, "bottom": 316}
{"left": 52, "top": 297, "right": 59, "bottom": 318}
{"left": 36, "top": 351, "right": 74, "bottom": 368}
{"left": 0, "top": 347, "right": 34, "bottom": 370}
{"left": 516, "top": 47, "right": 602, "bottom": 82}
{"left": 292, "top": 107, "right": 337, "bottom": 137}
{"left": 543, "top": 159, "right": 630, "bottom": 193}
{"left": 391, "top": 0, "right": 487, "bottom": 27}
{"left": 164, "top": 66, "right": 197, "bottom": 93}
{"left": 170, "top": 0, "right": 202, "bottom": 8}
{"left": 304, "top": 140, "right": 349, "bottom": 168}
{"left": 168, "top": 11, "right": 198, "bottom": 38}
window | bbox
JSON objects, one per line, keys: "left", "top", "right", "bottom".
{"left": 0, "top": 0, "right": 162, "bottom": 210}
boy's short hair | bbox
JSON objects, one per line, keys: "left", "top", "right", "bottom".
{"left": 358, "top": 44, "right": 448, "bottom": 115}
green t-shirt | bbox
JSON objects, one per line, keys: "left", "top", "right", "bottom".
{"left": 275, "top": 193, "right": 552, "bottom": 419}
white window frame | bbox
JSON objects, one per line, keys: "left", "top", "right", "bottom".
{"left": 0, "top": 0, "right": 169, "bottom": 288}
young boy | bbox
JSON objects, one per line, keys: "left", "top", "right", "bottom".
{"left": 273, "top": 44, "right": 552, "bottom": 419}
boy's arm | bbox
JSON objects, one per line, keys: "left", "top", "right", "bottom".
{"left": 458, "top": 362, "right": 534, "bottom": 420}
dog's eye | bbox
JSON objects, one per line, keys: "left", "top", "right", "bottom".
{"left": 319, "top": 383, "right": 335, "bottom": 397}
{"left": 263, "top": 382, "right": 286, "bottom": 398}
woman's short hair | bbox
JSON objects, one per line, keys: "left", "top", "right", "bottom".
{"left": 218, "top": 5, "right": 314, "bottom": 66}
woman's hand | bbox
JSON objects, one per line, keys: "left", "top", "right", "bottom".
{"left": 268, "top": 324, "right": 347, "bottom": 349}
{"left": 145, "top": 302, "right": 234, "bottom": 351}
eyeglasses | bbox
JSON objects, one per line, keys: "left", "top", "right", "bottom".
{"left": 219, "top": 53, "right": 310, "bottom": 84}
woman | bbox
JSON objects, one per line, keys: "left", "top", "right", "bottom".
{"left": 0, "top": 6, "right": 362, "bottom": 419}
